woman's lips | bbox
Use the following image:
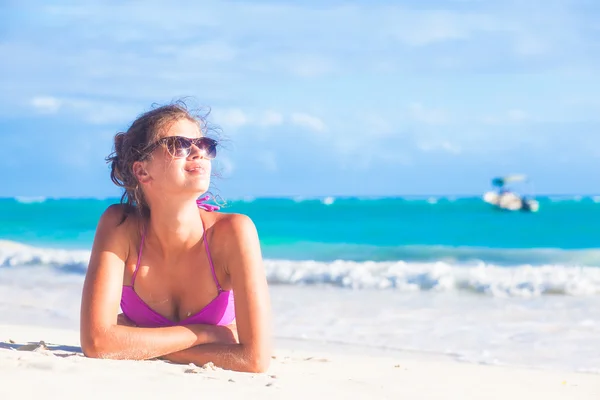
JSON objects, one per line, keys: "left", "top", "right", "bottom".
{"left": 185, "top": 168, "right": 206, "bottom": 175}
{"left": 185, "top": 165, "right": 207, "bottom": 175}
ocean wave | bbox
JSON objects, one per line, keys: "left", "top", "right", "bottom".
{"left": 2, "top": 240, "right": 600, "bottom": 297}
{"left": 264, "top": 259, "right": 600, "bottom": 297}
{"left": 265, "top": 243, "right": 600, "bottom": 266}
{"left": 14, "top": 196, "right": 48, "bottom": 204}
{"left": 321, "top": 196, "right": 335, "bottom": 205}
{"left": 290, "top": 196, "right": 336, "bottom": 204}
{"left": 0, "top": 241, "right": 90, "bottom": 273}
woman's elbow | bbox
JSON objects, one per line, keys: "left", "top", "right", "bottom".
{"left": 81, "top": 337, "right": 106, "bottom": 359}
{"left": 80, "top": 329, "right": 117, "bottom": 359}
{"left": 250, "top": 359, "right": 270, "bottom": 373}
{"left": 245, "top": 348, "right": 272, "bottom": 373}
{"left": 81, "top": 339, "right": 104, "bottom": 359}
{"left": 82, "top": 344, "right": 103, "bottom": 359}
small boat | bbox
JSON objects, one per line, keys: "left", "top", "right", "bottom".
{"left": 483, "top": 174, "right": 539, "bottom": 212}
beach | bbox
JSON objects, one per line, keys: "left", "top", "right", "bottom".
{"left": 1, "top": 324, "right": 598, "bottom": 400}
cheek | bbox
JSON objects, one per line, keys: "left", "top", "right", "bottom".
{"left": 151, "top": 158, "right": 182, "bottom": 180}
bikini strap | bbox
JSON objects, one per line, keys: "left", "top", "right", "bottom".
{"left": 203, "top": 224, "right": 223, "bottom": 293}
{"left": 131, "top": 225, "right": 146, "bottom": 286}
{"left": 196, "top": 195, "right": 220, "bottom": 212}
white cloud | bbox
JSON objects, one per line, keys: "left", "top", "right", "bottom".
{"left": 513, "top": 34, "right": 549, "bottom": 56}
{"left": 282, "top": 55, "right": 337, "bottom": 78}
{"left": 378, "top": 151, "right": 413, "bottom": 166}
{"left": 417, "top": 140, "right": 462, "bottom": 155}
{"left": 290, "top": 112, "right": 326, "bottom": 132}
{"left": 28, "top": 97, "right": 286, "bottom": 132}
{"left": 209, "top": 108, "right": 286, "bottom": 132}
{"left": 258, "top": 110, "right": 284, "bottom": 127}
{"left": 68, "top": 100, "right": 139, "bottom": 125}
{"left": 31, "top": 96, "right": 62, "bottom": 114}
{"left": 156, "top": 41, "right": 237, "bottom": 63}
{"left": 480, "top": 109, "right": 530, "bottom": 125}
{"left": 30, "top": 96, "right": 138, "bottom": 124}
{"left": 385, "top": 10, "right": 480, "bottom": 47}
{"left": 408, "top": 103, "right": 449, "bottom": 125}
{"left": 364, "top": 114, "right": 395, "bottom": 138}
{"left": 211, "top": 108, "right": 249, "bottom": 130}
{"left": 335, "top": 140, "right": 414, "bottom": 170}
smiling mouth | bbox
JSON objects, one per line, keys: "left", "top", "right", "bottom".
{"left": 185, "top": 166, "right": 206, "bottom": 174}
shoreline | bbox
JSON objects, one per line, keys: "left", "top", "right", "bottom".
{"left": 1, "top": 324, "right": 598, "bottom": 399}
{"left": 1, "top": 282, "right": 599, "bottom": 374}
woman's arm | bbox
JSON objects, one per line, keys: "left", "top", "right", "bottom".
{"left": 161, "top": 213, "right": 272, "bottom": 372}
{"left": 80, "top": 205, "right": 229, "bottom": 360}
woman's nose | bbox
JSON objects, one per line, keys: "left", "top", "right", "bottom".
{"left": 189, "top": 144, "right": 207, "bottom": 159}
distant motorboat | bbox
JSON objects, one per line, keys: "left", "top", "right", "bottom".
{"left": 483, "top": 174, "right": 539, "bottom": 212}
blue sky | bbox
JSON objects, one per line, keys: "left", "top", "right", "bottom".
{"left": 1, "top": 0, "right": 599, "bottom": 198}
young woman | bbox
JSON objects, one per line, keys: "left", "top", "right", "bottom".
{"left": 80, "top": 103, "right": 271, "bottom": 373}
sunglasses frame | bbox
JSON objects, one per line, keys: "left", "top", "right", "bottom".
{"left": 142, "top": 136, "right": 217, "bottom": 160}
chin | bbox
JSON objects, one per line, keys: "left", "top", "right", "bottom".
{"left": 186, "top": 181, "right": 210, "bottom": 193}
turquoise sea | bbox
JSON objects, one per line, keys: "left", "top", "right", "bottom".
{"left": 2, "top": 195, "right": 600, "bottom": 260}
{"left": 1, "top": 195, "right": 599, "bottom": 372}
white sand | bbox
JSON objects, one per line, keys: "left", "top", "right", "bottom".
{"left": 0, "top": 324, "right": 598, "bottom": 400}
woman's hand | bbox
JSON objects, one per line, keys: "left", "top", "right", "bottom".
{"left": 216, "top": 323, "right": 239, "bottom": 344}
{"left": 191, "top": 323, "right": 239, "bottom": 345}
{"left": 159, "top": 323, "right": 239, "bottom": 363}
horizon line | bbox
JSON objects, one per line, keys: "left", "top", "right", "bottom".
{"left": 3, "top": 193, "right": 600, "bottom": 201}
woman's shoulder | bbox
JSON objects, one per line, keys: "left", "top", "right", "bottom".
{"left": 209, "top": 212, "right": 258, "bottom": 244}
{"left": 90, "top": 204, "right": 139, "bottom": 261}
{"left": 208, "top": 212, "right": 261, "bottom": 274}
{"left": 212, "top": 212, "right": 256, "bottom": 230}
{"left": 97, "top": 204, "right": 141, "bottom": 235}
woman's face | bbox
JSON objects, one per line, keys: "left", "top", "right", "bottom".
{"left": 138, "top": 118, "right": 213, "bottom": 197}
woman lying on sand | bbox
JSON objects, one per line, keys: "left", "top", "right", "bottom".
{"left": 80, "top": 102, "right": 271, "bottom": 372}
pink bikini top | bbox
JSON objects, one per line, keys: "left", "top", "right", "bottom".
{"left": 120, "top": 197, "right": 235, "bottom": 327}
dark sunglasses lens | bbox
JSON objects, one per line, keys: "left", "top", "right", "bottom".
{"left": 194, "top": 138, "right": 217, "bottom": 159}
{"left": 164, "top": 137, "right": 191, "bottom": 158}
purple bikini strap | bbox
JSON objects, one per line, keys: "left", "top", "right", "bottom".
{"left": 203, "top": 223, "right": 223, "bottom": 293}
{"left": 131, "top": 225, "right": 146, "bottom": 285}
{"left": 198, "top": 195, "right": 223, "bottom": 292}
{"left": 196, "top": 195, "right": 220, "bottom": 211}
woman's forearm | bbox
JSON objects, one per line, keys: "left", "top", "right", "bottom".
{"left": 162, "top": 343, "right": 271, "bottom": 373}
{"left": 81, "top": 324, "right": 221, "bottom": 361}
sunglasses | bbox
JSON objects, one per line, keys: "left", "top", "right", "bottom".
{"left": 144, "top": 136, "right": 217, "bottom": 160}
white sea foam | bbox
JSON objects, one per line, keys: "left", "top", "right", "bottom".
{"left": 264, "top": 259, "right": 600, "bottom": 297}
{"left": 0, "top": 241, "right": 90, "bottom": 271}
{"left": 321, "top": 196, "right": 335, "bottom": 205}
{"left": 2, "top": 240, "right": 599, "bottom": 298}
{"left": 14, "top": 196, "right": 47, "bottom": 204}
